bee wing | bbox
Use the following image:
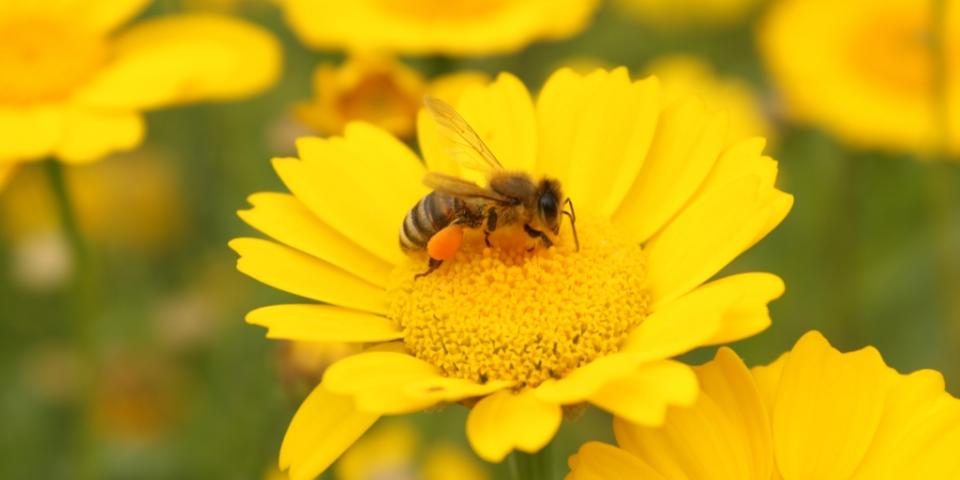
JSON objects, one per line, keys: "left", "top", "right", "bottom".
{"left": 423, "top": 95, "right": 504, "bottom": 174}
{"left": 423, "top": 172, "right": 511, "bottom": 203}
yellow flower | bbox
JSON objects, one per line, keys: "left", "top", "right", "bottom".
{"left": 0, "top": 1, "right": 281, "bottom": 167}
{"left": 614, "top": 0, "right": 761, "bottom": 28}
{"left": 296, "top": 53, "right": 489, "bottom": 138}
{"left": 231, "top": 66, "right": 793, "bottom": 480}
{"left": 759, "top": 0, "right": 960, "bottom": 154}
{"left": 646, "top": 55, "right": 774, "bottom": 145}
{"left": 568, "top": 331, "right": 960, "bottom": 479}
{"left": 278, "top": 0, "right": 600, "bottom": 56}
{"left": 1, "top": 151, "right": 184, "bottom": 252}
{"left": 336, "top": 421, "right": 489, "bottom": 480}
{"left": 263, "top": 420, "right": 489, "bottom": 480}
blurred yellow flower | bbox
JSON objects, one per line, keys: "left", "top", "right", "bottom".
{"left": 296, "top": 54, "right": 489, "bottom": 138}
{"left": 279, "top": 0, "right": 600, "bottom": 56}
{"left": 759, "top": 0, "right": 960, "bottom": 154}
{"left": 615, "top": 0, "right": 762, "bottom": 28}
{"left": 646, "top": 55, "right": 773, "bottom": 145}
{"left": 0, "top": 1, "right": 281, "bottom": 168}
{"left": 1, "top": 151, "right": 184, "bottom": 252}
{"left": 336, "top": 421, "right": 488, "bottom": 480}
{"left": 264, "top": 421, "right": 488, "bottom": 480}
{"left": 231, "top": 66, "right": 792, "bottom": 479}
{"left": 569, "top": 331, "right": 960, "bottom": 479}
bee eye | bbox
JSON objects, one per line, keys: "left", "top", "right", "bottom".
{"left": 539, "top": 193, "right": 558, "bottom": 219}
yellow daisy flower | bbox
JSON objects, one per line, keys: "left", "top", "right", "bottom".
{"left": 296, "top": 53, "right": 489, "bottom": 138}
{"left": 568, "top": 331, "right": 960, "bottom": 479}
{"left": 0, "top": 0, "right": 281, "bottom": 167}
{"left": 278, "top": 0, "right": 600, "bottom": 56}
{"left": 646, "top": 55, "right": 774, "bottom": 146}
{"left": 759, "top": 0, "right": 960, "bottom": 154}
{"left": 614, "top": 0, "right": 762, "bottom": 28}
{"left": 231, "top": 66, "right": 793, "bottom": 480}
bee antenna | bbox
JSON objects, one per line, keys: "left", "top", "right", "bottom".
{"left": 562, "top": 198, "right": 580, "bottom": 252}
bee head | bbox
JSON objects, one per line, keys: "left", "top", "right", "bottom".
{"left": 535, "top": 179, "right": 563, "bottom": 235}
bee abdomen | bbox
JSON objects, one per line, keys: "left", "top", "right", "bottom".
{"left": 399, "top": 191, "right": 459, "bottom": 252}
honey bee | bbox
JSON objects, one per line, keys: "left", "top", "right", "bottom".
{"left": 399, "top": 96, "right": 579, "bottom": 277}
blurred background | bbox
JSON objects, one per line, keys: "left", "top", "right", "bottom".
{"left": 1, "top": 0, "right": 958, "bottom": 478}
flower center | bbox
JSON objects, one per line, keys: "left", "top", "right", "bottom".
{"left": 0, "top": 20, "right": 109, "bottom": 105}
{"left": 846, "top": 9, "right": 932, "bottom": 97}
{"left": 375, "top": 0, "right": 511, "bottom": 21}
{"left": 387, "top": 218, "right": 649, "bottom": 388}
{"left": 337, "top": 73, "right": 420, "bottom": 134}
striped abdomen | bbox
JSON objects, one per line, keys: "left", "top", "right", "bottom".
{"left": 399, "top": 191, "right": 463, "bottom": 252}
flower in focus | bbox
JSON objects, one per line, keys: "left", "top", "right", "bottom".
{"left": 278, "top": 0, "right": 600, "bottom": 56}
{"left": 614, "top": 0, "right": 762, "bottom": 28}
{"left": 231, "top": 66, "right": 793, "bottom": 479}
{"left": 646, "top": 55, "right": 773, "bottom": 145}
{"left": 296, "top": 53, "right": 489, "bottom": 139}
{"left": 759, "top": 0, "right": 960, "bottom": 154}
{"left": 568, "top": 331, "right": 960, "bottom": 479}
{"left": 0, "top": 1, "right": 281, "bottom": 170}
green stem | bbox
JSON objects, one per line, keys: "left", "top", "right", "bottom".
{"left": 44, "top": 158, "right": 98, "bottom": 480}
{"left": 928, "top": 0, "right": 960, "bottom": 378}
{"left": 510, "top": 445, "right": 554, "bottom": 480}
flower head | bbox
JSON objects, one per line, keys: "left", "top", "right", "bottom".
{"left": 296, "top": 54, "right": 489, "bottom": 138}
{"left": 231, "top": 66, "right": 793, "bottom": 479}
{"left": 279, "top": 0, "right": 600, "bottom": 56}
{"left": 0, "top": 1, "right": 281, "bottom": 166}
{"left": 568, "top": 331, "right": 960, "bottom": 479}
{"left": 759, "top": 0, "right": 960, "bottom": 154}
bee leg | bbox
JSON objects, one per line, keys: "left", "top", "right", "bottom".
{"left": 562, "top": 198, "right": 580, "bottom": 252}
{"left": 484, "top": 209, "right": 498, "bottom": 247}
{"left": 415, "top": 258, "right": 443, "bottom": 279}
{"left": 523, "top": 224, "right": 553, "bottom": 249}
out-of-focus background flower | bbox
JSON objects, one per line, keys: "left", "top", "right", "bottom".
{"left": 1, "top": 0, "right": 958, "bottom": 478}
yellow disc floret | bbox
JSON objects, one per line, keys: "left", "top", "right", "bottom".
{"left": 388, "top": 218, "right": 649, "bottom": 388}
{"left": 0, "top": 20, "right": 108, "bottom": 105}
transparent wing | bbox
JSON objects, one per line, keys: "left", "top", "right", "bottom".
{"left": 422, "top": 172, "right": 511, "bottom": 203}
{"left": 423, "top": 95, "right": 504, "bottom": 174}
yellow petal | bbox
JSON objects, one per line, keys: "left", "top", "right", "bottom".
{"left": 246, "top": 304, "right": 401, "bottom": 343}
{"left": 854, "top": 370, "right": 960, "bottom": 479}
{"left": 73, "top": 14, "right": 280, "bottom": 110}
{"left": 404, "top": 377, "right": 514, "bottom": 404}
{"left": 55, "top": 108, "right": 144, "bottom": 163}
{"left": 455, "top": 72, "right": 537, "bottom": 173}
{"left": 73, "top": 0, "right": 150, "bottom": 33}
{"left": 466, "top": 388, "right": 562, "bottom": 462}
{"left": 659, "top": 272, "right": 785, "bottom": 345}
{"left": 696, "top": 137, "right": 777, "bottom": 197}
{"left": 750, "top": 353, "right": 787, "bottom": 416}
{"left": 239, "top": 193, "right": 392, "bottom": 287}
{"left": 229, "top": 237, "right": 387, "bottom": 314}
{"left": 323, "top": 352, "right": 443, "bottom": 414}
{"left": 0, "top": 1, "right": 147, "bottom": 33}
{"left": 589, "top": 360, "right": 697, "bottom": 426}
{"left": 561, "top": 69, "right": 662, "bottom": 217}
{"left": 535, "top": 67, "right": 587, "bottom": 184}
{"left": 613, "top": 348, "right": 772, "bottom": 480}
{"left": 620, "top": 288, "right": 724, "bottom": 360}
{"left": 279, "top": 384, "right": 378, "bottom": 480}
{"left": 0, "top": 106, "right": 62, "bottom": 162}
{"left": 274, "top": 124, "right": 428, "bottom": 265}
{"left": 773, "top": 331, "right": 895, "bottom": 480}
{"left": 645, "top": 174, "right": 793, "bottom": 306}
{"left": 567, "top": 442, "right": 665, "bottom": 480}
{"left": 534, "top": 352, "right": 651, "bottom": 404}
{"left": 612, "top": 97, "right": 727, "bottom": 243}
